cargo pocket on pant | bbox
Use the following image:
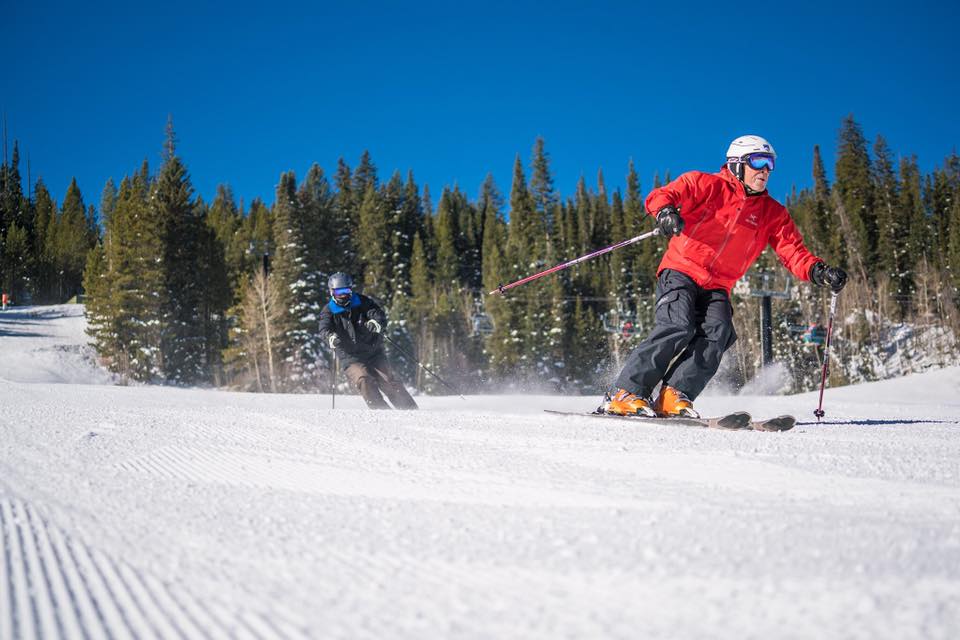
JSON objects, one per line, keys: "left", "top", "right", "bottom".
{"left": 655, "top": 290, "right": 693, "bottom": 327}
{"left": 702, "top": 301, "right": 737, "bottom": 348}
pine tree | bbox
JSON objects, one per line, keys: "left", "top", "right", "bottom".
{"left": 409, "top": 232, "right": 432, "bottom": 322}
{"left": 483, "top": 164, "right": 523, "bottom": 379}
{"left": 455, "top": 188, "right": 483, "bottom": 289}
{"left": 608, "top": 188, "right": 626, "bottom": 291}
{"left": 353, "top": 151, "right": 378, "bottom": 207}
{"left": 1, "top": 222, "right": 29, "bottom": 298}
{"left": 392, "top": 171, "right": 423, "bottom": 297}
{"left": 574, "top": 176, "right": 591, "bottom": 256}
{"left": 948, "top": 192, "right": 960, "bottom": 298}
{"left": 834, "top": 114, "right": 876, "bottom": 274}
{"left": 872, "top": 135, "right": 909, "bottom": 316}
{"left": 380, "top": 171, "right": 407, "bottom": 300}
{"left": 356, "top": 182, "right": 390, "bottom": 298}
{"left": 51, "top": 179, "right": 90, "bottom": 302}
{"left": 296, "top": 164, "right": 333, "bottom": 378}
{"left": 244, "top": 197, "right": 274, "bottom": 273}
{"left": 419, "top": 184, "right": 436, "bottom": 264}
{"left": 624, "top": 160, "right": 654, "bottom": 301}
{"left": 195, "top": 199, "right": 232, "bottom": 386}
{"left": 299, "top": 163, "right": 335, "bottom": 274}
{"left": 530, "top": 137, "right": 557, "bottom": 232}
{"left": 928, "top": 157, "right": 959, "bottom": 267}
{"left": 86, "top": 204, "right": 100, "bottom": 246}
{"left": 91, "top": 167, "right": 166, "bottom": 382}
{"left": 271, "top": 171, "right": 323, "bottom": 389}
{"left": 942, "top": 153, "right": 960, "bottom": 299}
{"left": 406, "top": 231, "right": 434, "bottom": 386}
{"left": 900, "top": 156, "right": 928, "bottom": 270}
{"left": 433, "top": 188, "right": 460, "bottom": 288}
{"left": 99, "top": 178, "right": 118, "bottom": 230}
{"left": 810, "top": 145, "right": 837, "bottom": 262}
{"left": 333, "top": 158, "right": 359, "bottom": 273}
{"left": 31, "top": 179, "right": 57, "bottom": 301}
{"left": 207, "top": 184, "right": 246, "bottom": 296}
{"left": 1, "top": 143, "right": 28, "bottom": 294}
{"left": 569, "top": 295, "right": 607, "bottom": 389}
{"left": 506, "top": 153, "right": 549, "bottom": 380}
{"left": 153, "top": 151, "right": 210, "bottom": 384}
{"left": 477, "top": 175, "right": 507, "bottom": 381}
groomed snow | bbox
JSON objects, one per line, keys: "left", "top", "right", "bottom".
{"left": 2, "top": 305, "right": 959, "bottom": 639}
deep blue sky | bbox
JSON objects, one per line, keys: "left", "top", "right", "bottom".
{"left": 3, "top": 1, "right": 958, "bottom": 216}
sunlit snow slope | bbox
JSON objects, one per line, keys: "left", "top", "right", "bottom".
{"left": 1, "top": 305, "right": 959, "bottom": 639}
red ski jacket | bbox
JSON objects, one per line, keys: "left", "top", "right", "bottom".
{"left": 645, "top": 167, "right": 821, "bottom": 293}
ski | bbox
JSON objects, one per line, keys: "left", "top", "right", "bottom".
{"left": 750, "top": 415, "right": 796, "bottom": 432}
{"left": 544, "top": 410, "right": 796, "bottom": 432}
{"left": 543, "top": 409, "right": 753, "bottom": 430}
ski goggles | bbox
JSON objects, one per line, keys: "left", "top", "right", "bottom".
{"left": 744, "top": 153, "right": 775, "bottom": 172}
{"left": 331, "top": 287, "right": 352, "bottom": 297}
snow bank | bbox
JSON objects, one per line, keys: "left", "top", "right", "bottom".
{"left": 0, "top": 304, "right": 116, "bottom": 385}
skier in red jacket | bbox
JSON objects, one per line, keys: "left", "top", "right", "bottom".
{"left": 605, "top": 135, "right": 848, "bottom": 417}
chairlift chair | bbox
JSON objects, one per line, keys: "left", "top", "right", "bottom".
{"left": 470, "top": 299, "right": 494, "bottom": 337}
{"left": 601, "top": 307, "right": 639, "bottom": 338}
{"left": 801, "top": 324, "right": 827, "bottom": 346}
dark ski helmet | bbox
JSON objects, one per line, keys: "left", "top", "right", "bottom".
{"left": 328, "top": 272, "right": 354, "bottom": 307}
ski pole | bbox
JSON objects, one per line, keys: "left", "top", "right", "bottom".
{"left": 488, "top": 229, "right": 660, "bottom": 295}
{"left": 382, "top": 333, "right": 466, "bottom": 401}
{"left": 331, "top": 351, "right": 338, "bottom": 409}
{"left": 814, "top": 291, "right": 839, "bottom": 421}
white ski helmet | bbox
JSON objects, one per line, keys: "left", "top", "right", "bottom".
{"left": 726, "top": 135, "right": 776, "bottom": 181}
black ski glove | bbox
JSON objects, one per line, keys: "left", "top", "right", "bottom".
{"left": 655, "top": 205, "right": 684, "bottom": 237}
{"left": 365, "top": 319, "right": 382, "bottom": 334}
{"left": 327, "top": 334, "right": 341, "bottom": 349}
{"left": 810, "top": 262, "right": 848, "bottom": 293}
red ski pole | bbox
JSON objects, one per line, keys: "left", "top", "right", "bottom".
{"left": 488, "top": 229, "right": 660, "bottom": 295}
{"left": 814, "top": 291, "right": 839, "bottom": 421}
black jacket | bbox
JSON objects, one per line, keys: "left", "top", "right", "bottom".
{"left": 317, "top": 293, "right": 388, "bottom": 366}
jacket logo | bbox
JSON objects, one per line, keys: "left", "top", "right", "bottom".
{"left": 745, "top": 211, "right": 760, "bottom": 227}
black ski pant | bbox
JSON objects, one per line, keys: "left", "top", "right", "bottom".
{"left": 615, "top": 269, "right": 737, "bottom": 400}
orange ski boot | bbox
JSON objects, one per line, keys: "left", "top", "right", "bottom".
{"left": 654, "top": 385, "right": 700, "bottom": 418}
{"left": 603, "top": 389, "right": 656, "bottom": 417}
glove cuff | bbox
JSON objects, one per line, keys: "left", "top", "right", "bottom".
{"left": 657, "top": 205, "right": 678, "bottom": 220}
{"left": 809, "top": 262, "right": 826, "bottom": 286}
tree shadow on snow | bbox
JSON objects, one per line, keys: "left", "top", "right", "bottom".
{"left": 0, "top": 327, "right": 49, "bottom": 338}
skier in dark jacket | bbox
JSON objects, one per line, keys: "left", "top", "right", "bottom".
{"left": 318, "top": 272, "right": 418, "bottom": 410}
{"left": 604, "top": 135, "right": 848, "bottom": 418}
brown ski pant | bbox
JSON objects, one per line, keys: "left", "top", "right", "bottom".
{"left": 344, "top": 354, "right": 418, "bottom": 410}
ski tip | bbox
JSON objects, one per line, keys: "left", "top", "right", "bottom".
{"left": 752, "top": 415, "right": 796, "bottom": 432}
{"left": 712, "top": 412, "right": 752, "bottom": 430}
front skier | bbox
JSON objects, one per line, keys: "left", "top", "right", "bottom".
{"left": 605, "top": 135, "right": 848, "bottom": 417}
{"left": 319, "top": 272, "right": 418, "bottom": 410}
